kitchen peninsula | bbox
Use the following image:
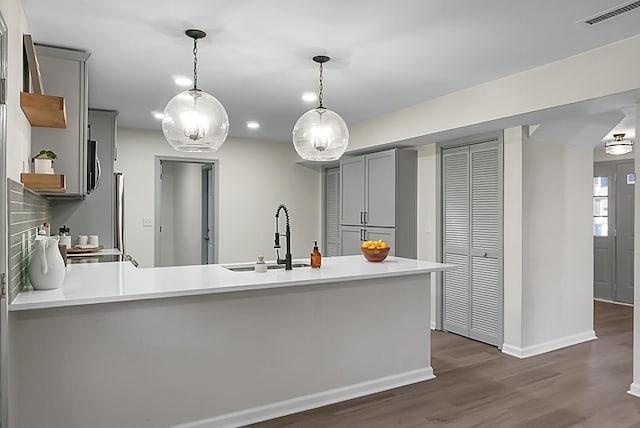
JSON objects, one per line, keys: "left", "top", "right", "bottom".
{"left": 9, "top": 256, "right": 452, "bottom": 428}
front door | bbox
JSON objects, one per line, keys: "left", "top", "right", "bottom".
{"left": 593, "top": 161, "right": 634, "bottom": 304}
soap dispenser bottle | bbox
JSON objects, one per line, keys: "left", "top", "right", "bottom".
{"left": 311, "top": 241, "right": 321, "bottom": 268}
{"left": 255, "top": 255, "right": 267, "bottom": 273}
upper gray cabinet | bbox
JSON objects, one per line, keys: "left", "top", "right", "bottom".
{"left": 31, "top": 45, "right": 90, "bottom": 196}
{"left": 339, "top": 148, "right": 417, "bottom": 258}
{"left": 340, "top": 149, "right": 409, "bottom": 228}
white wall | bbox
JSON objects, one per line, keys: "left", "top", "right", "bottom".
{"left": 172, "top": 162, "right": 202, "bottom": 266}
{"left": 520, "top": 139, "right": 595, "bottom": 351}
{"left": 348, "top": 35, "right": 640, "bottom": 152}
{"left": 503, "top": 126, "right": 525, "bottom": 352}
{"left": 1, "top": 0, "right": 32, "bottom": 181}
{"left": 115, "top": 128, "right": 322, "bottom": 267}
{"left": 416, "top": 143, "right": 437, "bottom": 327}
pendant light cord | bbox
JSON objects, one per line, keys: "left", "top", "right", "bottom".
{"left": 318, "top": 62, "right": 324, "bottom": 108}
{"left": 192, "top": 37, "right": 199, "bottom": 90}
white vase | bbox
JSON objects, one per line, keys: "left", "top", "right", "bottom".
{"left": 34, "top": 158, "right": 53, "bottom": 174}
{"left": 28, "top": 237, "right": 65, "bottom": 290}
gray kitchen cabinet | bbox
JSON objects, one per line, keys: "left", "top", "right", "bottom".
{"left": 339, "top": 226, "right": 396, "bottom": 257}
{"left": 340, "top": 156, "right": 365, "bottom": 225}
{"left": 31, "top": 45, "right": 90, "bottom": 196}
{"left": 338, "top": 148, "right": 416, "bottom": 258}
{"left": 339, "top": 226, "right": 364, "bottom": 256}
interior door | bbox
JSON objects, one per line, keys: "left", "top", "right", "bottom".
{"left": 325, "top": 167, "right": 340, "bottom": 256}
{"left": 615, "top": 162, "right": 634, "bottom": 304}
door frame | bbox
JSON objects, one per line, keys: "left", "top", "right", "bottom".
{"left": 154, "top": 156, "right": 219, "bottom": 267}
{"left": 435, "top": 131, "right": 504, "bottom": 348}
{"left": 201, "top": 164, "right": 214, "bottom": 264}
{"left": 0, "top": 11, "right": 8, "bottom": 427}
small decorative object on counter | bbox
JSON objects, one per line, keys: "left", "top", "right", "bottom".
{"left": 311, "top": 241, "right": 321, "bottom": 268}
{"left": 28, "top": 236, "right": 66, "bottom": 290}
{"left": 58, "top": 225, "right": 71, "bottom": 247}
{"left": 361, "top": 239, "right": 390, "bottom": 262}
{"left": 255, "top": 255, "right": 267, "bottom": 273}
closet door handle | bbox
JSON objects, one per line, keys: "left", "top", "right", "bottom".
{"left": 364, "top": 211, "right": 368, "bottom": 224}
{"left": 360, "top": 211, "right": 363, "bottom": 224}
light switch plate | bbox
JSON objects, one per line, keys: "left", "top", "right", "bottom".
{"left": 143, "top": 217, "right": 153, "bottom": 227}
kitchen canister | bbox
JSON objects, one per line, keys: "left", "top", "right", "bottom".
{"left": 28, "top": 236, "right": 66, "bottom": 290}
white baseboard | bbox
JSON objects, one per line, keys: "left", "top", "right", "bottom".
{"left": 173, "top": 367, "right": 435, "bottom": 428}
{"left": 502, "top": 330, "right": 597, "bottom": 358}
{"left": 431, "top": 320, "right": 436, "bottom": 330}
{"left": 628, "top": 383, "right": 640, "bottom": 397}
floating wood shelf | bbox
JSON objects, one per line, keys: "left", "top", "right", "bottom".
{"left": 20, "top": 173, "right": 66, "bottom": 193}
{"left": 20, "top": 92, "right": 67, "bottom": 128}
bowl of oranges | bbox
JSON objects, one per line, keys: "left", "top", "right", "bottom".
{"left": 361, "top": 239, "right": 390, "bottom": 262}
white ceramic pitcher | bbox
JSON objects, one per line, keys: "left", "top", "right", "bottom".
{"left": 28, "top": 237, "right": 65, "bottom": 290}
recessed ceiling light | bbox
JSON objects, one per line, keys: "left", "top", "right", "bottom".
{"left": 302, "top": 92, "right": 317, "bottom": 102}
{"left": 151, "top": 111, "right": 164, "bottom": 120}
{"left": 247, "top": 121, "right": 260, "bottom": 129}
{"left": 173, "top": 76, "right": 193, "bottom": 87}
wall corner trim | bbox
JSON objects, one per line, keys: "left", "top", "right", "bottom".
{"left": 628, "top": 383, "right": 640, "bottom": 398}
{"left": 501, "top": 330, "right": 597, "bottom": 359}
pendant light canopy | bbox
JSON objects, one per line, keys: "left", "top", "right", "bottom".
{"left": 292, "top": 55, "right": 348, "bottom": 161}
{"left": 605, "top": 133, "right": 634, "bottom": 155}
{"left": 162, "top": 29, "right": 229, "bottom": 152}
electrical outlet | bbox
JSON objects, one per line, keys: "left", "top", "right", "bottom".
{"left": 143, "top": 217, "right": 153, "bottom": 227}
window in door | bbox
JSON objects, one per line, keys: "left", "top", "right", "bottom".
{"left": 593, "top": 176, "right": 608, "bottom": 237}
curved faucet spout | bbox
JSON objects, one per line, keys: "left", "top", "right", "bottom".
{"left": 274, "top": 204, "right": 292, "bottom": 270}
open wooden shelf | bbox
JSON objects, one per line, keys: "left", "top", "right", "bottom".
{"left": 20, "top": 173, "right": 66, "bottom": 193}
{"left": 20, "top": 92, "right": 67, "bottom": 128}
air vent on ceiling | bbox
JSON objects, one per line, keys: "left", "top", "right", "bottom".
{"left": 579, "top": 0, "right": 640, "bottom": 25}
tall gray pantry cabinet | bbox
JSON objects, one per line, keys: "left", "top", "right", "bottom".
{"left": 338, "top": 149, "right": 417, "bottom": 258}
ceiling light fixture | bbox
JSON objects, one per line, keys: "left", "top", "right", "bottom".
{"left": 162, "top": 29, "right": 229, "bottom": 152}
{"left": 247, "top": 121, "right": 260, "bottom": 129}
{"left": 292, "top": 55, "right": 348, "bottom": 161}
{"left": 605, "top": 133, "right": 634, "bottom": 155}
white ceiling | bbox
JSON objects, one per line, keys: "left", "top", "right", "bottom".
{"left": 21, "top": 0, "right": 640, "bottom": 143}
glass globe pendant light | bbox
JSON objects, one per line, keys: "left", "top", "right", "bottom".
{"left": 292, "top": 55, "right": 349, "bottom": 161}
{"left": 162, "top": 29, "right": 229, "bottom": 152}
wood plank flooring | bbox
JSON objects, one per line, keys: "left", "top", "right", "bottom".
{"left": 249, "top": 300, "right": 640, "bottom": 427}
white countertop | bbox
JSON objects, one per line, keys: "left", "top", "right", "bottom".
{"left": 9, "top": 256, "right": 454, "bottom": 311}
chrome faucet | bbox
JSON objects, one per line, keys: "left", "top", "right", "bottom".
{"left": 274, "top": 204, "right": 292, "bottom": 270}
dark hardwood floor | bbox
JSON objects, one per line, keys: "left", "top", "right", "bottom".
{"left": 249, "top": 300, "right": 640, "bottom": 427}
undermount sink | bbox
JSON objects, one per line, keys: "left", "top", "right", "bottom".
{"left": 224, "top": 262, "right": 310, "bottom": 272}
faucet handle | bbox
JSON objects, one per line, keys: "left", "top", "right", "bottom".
{"left": 274, "top": 232, "right": 281, "bottom": 248}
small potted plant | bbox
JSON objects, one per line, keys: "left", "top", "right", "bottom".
{"left": 33, "top": 150, "right": 57, "bottom": 174}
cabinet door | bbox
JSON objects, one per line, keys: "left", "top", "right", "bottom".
{"left": 340, "top": 156, "right": 365, "bottom": 225}
{"left": 365, "top": 227, "right": 396, "bottom": 256}
{"left": 340, "top": 225, "right": 364, "bottom": 256}
{"left": 365, "top": 150, "right": 396, "bottom": 227}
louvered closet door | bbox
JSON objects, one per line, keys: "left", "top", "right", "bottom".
{"left": 325, "top": 168, "right": 340, "bottom": 256}
{"left": 442, "top": 141, "right": 502, "bottom": 347}
{"left": 442, "top": 146, "right": 470, "bottom": 337}
{"left": 469, "top": 142, "right": 501, "bottom": 346}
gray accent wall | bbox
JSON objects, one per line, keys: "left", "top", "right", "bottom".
{"left": 7, "top": 179, "right": 51, "bottom": 302}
